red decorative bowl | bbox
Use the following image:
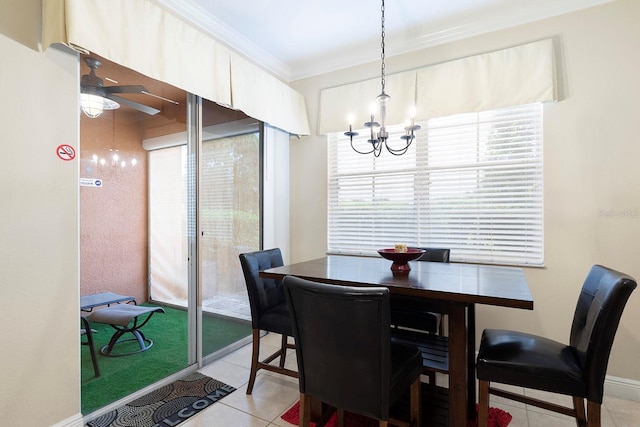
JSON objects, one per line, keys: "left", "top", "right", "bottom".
{"left": 377, "top": 248, "right": 426, "bottom": 274}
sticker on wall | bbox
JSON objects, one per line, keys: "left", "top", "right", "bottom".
{"left": 56, "top": 144, "right": 76, "bottom": 161}
{"left": 80, "top": 178, "right": 103, "bottom": 188}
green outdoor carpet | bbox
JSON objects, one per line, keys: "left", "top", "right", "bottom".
{"left": 81, "top": 304, "right": 250, "bottom": 415}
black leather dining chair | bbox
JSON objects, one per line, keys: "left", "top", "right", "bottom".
{"left": 390, "top": 248, "right": 451, "bottom": 384}
{"left": 239, "top": 248, "right": 297, "bottom": 394}
{"left": 476, "top": 264, "right": 637, "bottom": 427}
{"left": 391, "top": 248, "right": 450, "bottom": 334}
{"left": 283, "top": 276, "right": 422, "bottom": 427}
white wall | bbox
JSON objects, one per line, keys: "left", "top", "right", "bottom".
{"left": 290, "top": 0, "right": 640, "bottom": 388}
{"left": 0, "top": 1, "right": 81, "bottom": 425}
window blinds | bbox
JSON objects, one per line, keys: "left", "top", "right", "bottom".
{"left": 328, "top": 103, "right": 543, "bottom": 266}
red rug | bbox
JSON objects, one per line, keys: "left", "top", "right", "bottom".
{"left": 281, "top": 401, "right": 512, "bottom": 427}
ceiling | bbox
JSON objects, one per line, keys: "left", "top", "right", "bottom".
{"left": 157, "top": 0, "right": 614, "bottom": 81}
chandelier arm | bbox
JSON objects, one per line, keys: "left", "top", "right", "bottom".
{"left": 385, "top": 136, "right": 414, "bottom": 156}
{"left": 349, "top": 136, "right": 376, "bottom": 155}
{"left": 386, "top": 145, "right": 411, "bottom": 156}
{"left": 374, "top": 142, "right": 383, "bottom": 157}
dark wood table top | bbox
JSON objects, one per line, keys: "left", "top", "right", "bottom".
{"left": 261, "top": 255, "right": 533, "bottom": 310}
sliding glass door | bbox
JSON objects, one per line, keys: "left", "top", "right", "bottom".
{"left": 199, "top": 103, "right": 258, "bottom": 359}
{"left": 148, "top": 99, "right": 257, "bottom": 361}
{"left": 81, "top": 57, "right": 263, "bottom": 417}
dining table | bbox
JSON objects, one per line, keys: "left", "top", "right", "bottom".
{"left": 260, "top": 254, "right": 533, "bottom": 427}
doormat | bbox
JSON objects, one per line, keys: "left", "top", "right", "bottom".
{"left": 281, "top": 401, "right": 512, "bottom": 427}
{"left": 86, "top": 372, "right": 235, "bottom": 427}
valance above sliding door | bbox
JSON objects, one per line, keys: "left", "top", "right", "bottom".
{"left": 42, "top": 0, "right": 310, "bottom": 136}
{"left": 318, "top": 38, "right": 557, "bottom": 134}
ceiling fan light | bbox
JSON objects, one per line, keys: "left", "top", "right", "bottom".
{"left": 80, "top": 93, "right": 120, "bottom": 118}
{"left": 102, "top": 97, "right": 120, "bottom": 110}
{"left": 80, "top": 93, "right": 104, "bottom": 118}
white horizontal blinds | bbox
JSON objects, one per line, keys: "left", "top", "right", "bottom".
{"left": 328, "top": 129, "right": 420, "bottom": 255}
{"left": 328, "top": 103, "right": 543, "bottom": 266}
{"left": 419, "top": 104, "right": 543, "bottom": 265}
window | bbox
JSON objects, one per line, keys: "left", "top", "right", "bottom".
{"left": 328, "top": 103, "right": 543, "bottom": 266}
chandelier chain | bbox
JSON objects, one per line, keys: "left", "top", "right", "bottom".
{"left": 380, "top": 0, "right": 386, "bottom": 94}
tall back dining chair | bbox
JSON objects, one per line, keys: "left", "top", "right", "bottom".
{"left": 283, "top": 276, "right": 422, "bottom": 427}
{"left": 390, "top": 248, "right": 451, "bottom": 385}
{"left": 391, "top": 248, "right": 450, "bottom": 334}
{"left": 476, "top": 264, "right": 637, "bottom": 427}
{"left": 239, "top": 248, "right": 297, "bottom": 394}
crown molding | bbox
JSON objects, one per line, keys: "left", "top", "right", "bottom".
{"left": 156, "top": 0, "right": 292, "bottom": 81}
{"left": 157, "top": 0, "right": 615, "bottom": 82}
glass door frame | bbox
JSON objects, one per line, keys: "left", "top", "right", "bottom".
{"left": 188, "top": 93, "right": 201, "bottom": 366}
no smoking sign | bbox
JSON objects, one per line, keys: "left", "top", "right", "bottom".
{"left": 56, "top": 144, "right": 76, "bottom": 161}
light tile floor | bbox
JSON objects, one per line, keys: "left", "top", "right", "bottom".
{"left": 183, "top": 333, "right": 640, "bottom": 427}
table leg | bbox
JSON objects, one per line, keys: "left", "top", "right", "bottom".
{"left": 448, "top": 303, "right": 467, "bottom": 427}
{"left": 467, "top": 304, "right": 476, "bottom": 419}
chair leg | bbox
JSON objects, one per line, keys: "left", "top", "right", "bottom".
{"left": 279, "top": 334, "right": 288, "bottom": 368}
{"left": 573, "top": 396, "right": 587, "bottom": 427}
{"left": 478, "top": 380, "right": 490, "bottom": 427}
{"left": 378, "top": 421, "right": 388, "bottom": 427}
{"left": 586, "top": 400, "right": 601, "bottom": 427}
{"left": 410, "top": 377, "right": 421, "bottom": 427}
{"left": 299, "top": 392, "right": 311, "bottom": 427}
{"left": 246, "top": 329, "right": 261, "bottom": 394}
{"left": 81, "top": 317, "right": 100, "bottom": 377}
{"left": 337, "top": 408, "right": 345, "bottom": 427}
{"left": 86, "top": 329, "right": 101, "bottom": 377}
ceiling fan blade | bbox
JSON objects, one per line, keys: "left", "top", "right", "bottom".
{"left": 106, "top": 94, "right": 160, "bottom": 115}
{"left": 104, "top": 85, "right": 147, "bottom": 94}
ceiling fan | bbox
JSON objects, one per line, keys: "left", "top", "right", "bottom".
{"left": 80, "top": 57, "right": 174, "bottom": 118}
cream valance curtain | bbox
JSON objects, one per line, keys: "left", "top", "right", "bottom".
{"left": 41, "top": 0, "right": 310, "bottom": 136}
{"left": 318, "top": 38, "right": 556, "bottom": 135}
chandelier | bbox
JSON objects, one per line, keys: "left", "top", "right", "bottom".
{"left": 90, "top": 110, "right": 138, "bottom": 169}
{"left": 344, "top": 0, "right": 420, "bottom": 157}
